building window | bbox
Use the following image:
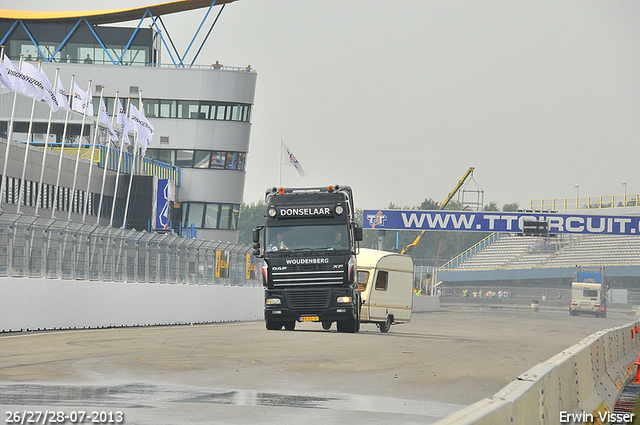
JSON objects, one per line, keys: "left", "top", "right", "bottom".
{"left": 146, "top": 149, "right": 246, "bottom": 171}
{"left": 182, "top": 202, "right": 240, "bottom": 230}
{"left": 204, "top": 204, "right": 220, "bottom": 229}
{"left": 193, "top": 151, "right": 210, "bottom": 168}
{"left": 175, "top": 150, "right": 194, "bottom": 168}
{"left": 186, "top": 202, "right": 205, "bottom": 228}
{"left": 210, "top": 151, "right": 226, "bottom": 169}
{"left": 98, "top": 97, "right": 252, "bottom": 122}
{"left": 225, "top": 152, "right": 237, "bottom": 170}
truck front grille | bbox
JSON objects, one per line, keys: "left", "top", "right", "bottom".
{"left": 286, "top": 289, "right": 331, "bottom": 310}
{"left": 272, "top": 269, "right": 344, "bottom": 286}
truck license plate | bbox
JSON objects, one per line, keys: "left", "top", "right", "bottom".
{"left": 300, "top": 316, "right": 319, "bottom": 322}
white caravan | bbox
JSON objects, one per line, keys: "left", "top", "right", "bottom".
{"left": 357, "top": 248, "right": 414, "bottom": 333}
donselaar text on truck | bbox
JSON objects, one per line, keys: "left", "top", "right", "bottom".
{"left": 252, "top": 186, "right": 363, "bottom": 332}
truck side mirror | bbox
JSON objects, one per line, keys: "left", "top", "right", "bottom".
{"left": 252, "top": 226, "right": 263, "bottom": 244}
{"left": 354, "top": 225, "right": 363, "bottom": 242}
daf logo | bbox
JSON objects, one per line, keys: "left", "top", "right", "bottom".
{"left": 272, "top": 266, "right": 287, "bottom": 271}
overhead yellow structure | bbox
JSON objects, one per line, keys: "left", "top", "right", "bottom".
{"left": 0, "top": 0, "right": 237, "bottom": 68}
{"left": 0, "top": 0, "right": 237, "bottom": 24}
{"left": 400, "top": 167, "right": 475, "bottom": 255}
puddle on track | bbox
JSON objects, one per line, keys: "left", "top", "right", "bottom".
{"left": 0, "top": 382, "right": 463, "bottom": 423}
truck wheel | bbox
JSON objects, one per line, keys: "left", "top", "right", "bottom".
{"left": 379, "top": 316, "right": 391, "bottom": 333}
{"left": 322, "top": 321, "right": 332, "bottom": 330}
{"left": 266, "top": 320, "right": 282, "bottom": 330}
{"left": 337, "top": 316, "right": 359, "bottom": 333}
{"left": 284, "top": 321, "right": 296, "bottom": 331}
{"left": 337, "top": 318, "right": 357, "bottom": 333}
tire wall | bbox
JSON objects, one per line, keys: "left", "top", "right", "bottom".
{"left": 434, "top": 319, "right": 640, "bottom": 425}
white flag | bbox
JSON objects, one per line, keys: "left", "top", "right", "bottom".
{"left": 56, "top": 75, "right": 70, "bottom": 110}
{"left": 281, "top": 141, "right": 305, "bottom": 177}
{"left": 0, "top": 55, "right": 13, "bottom": 91}
{"left": 117, "top": 99, "right": 130, "bottom": 145}
{"left": 38, "top": 68, "right": 59, "bottom": 112}
{"left": 4, "top": 56, "right": 43, "bottom": 100}
{"left": 100, "top": 99, "right": 118, "bottom": 142}
{"left": 129, "top": 103, "right": 154, "bottom": 155}
{"left": 71, "top": 82, "right": 93, "bottom": 116}
{"left": 15, "top": 60, "right": 46, "bottom": 101}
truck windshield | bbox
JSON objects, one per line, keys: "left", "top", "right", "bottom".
{"left": 266, "top": 224, "right": 350, "bottom": 252}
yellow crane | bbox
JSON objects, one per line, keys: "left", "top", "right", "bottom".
{"left": 400, "top": 167, "right": 475, "bottom": 255}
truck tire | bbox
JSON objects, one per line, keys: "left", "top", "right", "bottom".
{"left": 379, "top": 316, "right": 391, "bottom": 333}
{"left": 284, "top": 321, "right": 296, "bottom": 331}
{"left": 337, "top": 311, "right": 360, "bottom": 333}
{"left": 266, "top": 320, "right": 282, "bottom": 330}
{"left": 321, "top": 321, "right": 332, "bottom": 330}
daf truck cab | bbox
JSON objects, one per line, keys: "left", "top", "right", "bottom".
{"left": 252, "top": 186, "right": 363, "bottom": 332}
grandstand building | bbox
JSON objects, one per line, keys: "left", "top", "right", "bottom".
{"left": 0, "top": 0, "right": 254, "bottom": 243}
{"left": 438, "top": 207, "right": 640, "bottom": 287}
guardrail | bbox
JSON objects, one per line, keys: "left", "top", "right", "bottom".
{"left": 434, "top": 319, "right": 640, "bottom": 425}
{"left": 530, "top": 194, "right": 640, "bottom": 211}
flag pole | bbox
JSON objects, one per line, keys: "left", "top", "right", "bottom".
{"left": 35, "top": 67, "right": 60, "bottom": 216}
{"left": 51, "top": 74, "right": 75, "bottom": 219}
{"left": 16, "top": 57, "right": 41, "bottom": 214}
{"left": 68, "top": 79, "right": 92, "bottom": 221}
{"left": 279, "top": 138, "right": 282, "bottom": 187}
{"left": 110, "top": 97, "right": 130, "bottom": 227}
{"left": 0, "top": 51, "right": 20, "bottom": 212}
{"left": 121, "top": 133, "right": 138, "bottom": 229}
{"left": 97, "top": 91, "right": 120, "bottom": 224}
{"left": 82, "top": 86, "right": 105, "bottom": 222}
{"left": 122, "top": 91, "right": 143, "bottom": 229}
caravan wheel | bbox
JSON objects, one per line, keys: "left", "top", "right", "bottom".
{"left": 379, "top": 316, "right": 391, "bottom": 333}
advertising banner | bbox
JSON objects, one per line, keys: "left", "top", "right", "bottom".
{"left": 363, "top": 209, "right": 640, "bottom": 236}
{"left": 156, "top": 179, "right": 175, "bottom": 230}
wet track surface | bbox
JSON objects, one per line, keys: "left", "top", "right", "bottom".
{"left": 0, "top": 306, "right": 635, "bottom": 424}
{"left": 1, "top": 382, "right": 462, "bottom": 423}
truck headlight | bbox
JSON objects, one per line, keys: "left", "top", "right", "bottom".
{"left": 337, "top": 296, "right": 352, "bottom": 303}
{"left": 266, "top": 298, "right": 281, "bottom": 305}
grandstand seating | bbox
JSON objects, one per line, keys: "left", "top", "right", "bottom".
{"left": 446, "top": 233, "right": 640, "bottom": 270}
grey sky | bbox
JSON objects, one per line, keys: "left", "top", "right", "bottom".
{"left": 11, "top": 0, "right": 640, "bottom": 210}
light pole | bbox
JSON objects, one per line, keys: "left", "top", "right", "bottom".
{"left": 623, "top": 181, "right": 627, "bottom": 206}
{"left": 575, "top": 184, "right": 579, "bottom": 209}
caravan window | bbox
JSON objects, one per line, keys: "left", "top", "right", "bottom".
{"left": 583, "top": 290, "right": 598, "bottom": 298}
{"left": 357, "top": 271, "right": 369, "bottom": 292}
{"left": 375, "top": 271, "right": 388, "bottom": 291}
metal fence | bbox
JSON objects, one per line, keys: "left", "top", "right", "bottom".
{"left": 436, "top": 285, "right": 640, "bottom": 305}
{"left": 0, "top": 213, "right": 261, "bottom": 286}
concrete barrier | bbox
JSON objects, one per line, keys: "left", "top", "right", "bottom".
{"left": 0, "top": 278, "right": 438, "bottom": 332}
{"left": 412, "top": 294, "right": 440, "bottom": 312}
{"left": 0, "top": 277, "right": 264, "bottom": 332}
{"left": 434, "top": 319, "right": 640, "bottom": 425}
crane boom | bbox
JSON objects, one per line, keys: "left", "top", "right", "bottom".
{"left": 399, "top": 167, "right": 475, "bottom": 255}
